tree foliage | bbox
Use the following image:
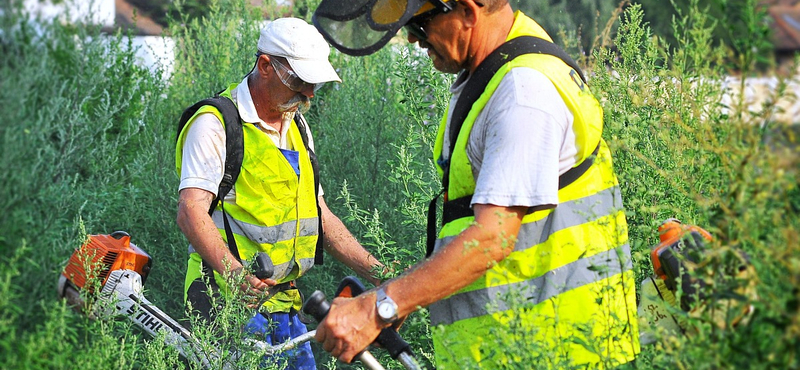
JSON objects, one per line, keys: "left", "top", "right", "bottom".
{"left": 510, "top": 0, "right": 620, "bottom": 53}
{"left": 634, "top": 0, "right": 774, "bottom": 69}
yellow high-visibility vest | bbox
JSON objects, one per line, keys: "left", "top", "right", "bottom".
{"left": 429, "top": 12, "right": 640, "bottom": 369}
{"left": 176, "top": 84, "right": 319, "bottom": 313}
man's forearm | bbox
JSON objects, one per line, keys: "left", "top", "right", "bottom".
{"left": 319, "top": 197, "right": 385, "bottom": 285}
{"left": 322, "top": 225, "right": 384, "bottom": 285}
{"left": 177, "top": 188, "right": 245, "bottom": 278}
{"left": 314, "top": 204, "right": 526, "bottom": 362}
{"left": 381, "top": 204, "right": 525, "bottom": 318}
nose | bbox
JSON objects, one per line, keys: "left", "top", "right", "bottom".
{"left": 300, "top": 85, "right": 315, "bottom": 98}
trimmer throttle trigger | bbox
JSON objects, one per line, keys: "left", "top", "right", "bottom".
{"left": 335, "top": 276, "right": 367, "bottom": 298}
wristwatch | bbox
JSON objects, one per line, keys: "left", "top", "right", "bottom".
{"left": 375, "top": 287, "right": 399, "bottom": 324}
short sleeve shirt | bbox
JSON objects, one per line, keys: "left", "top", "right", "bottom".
{"left": 443, "top": 67, "right": 577, "bottom": 208}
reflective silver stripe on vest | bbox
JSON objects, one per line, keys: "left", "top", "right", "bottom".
{"left": 299, "top": 257, "right": 316, "bottom": 274}
{"left": 186, "top": 241, "right": 298, "bottom": 280}
{"left": 186, "top": 213, "right": 319, "bottom": 280}
{"left": 265, "top": 260, "right": 295, "bottom": 281}
{"left": 433, "top": 186, "right": 623, "bottom": 253}
{"left": 209, "top": 211, "right": 319, "bottom": 245}
{"left": 429, "top": 244, "right": 633, "bottom": 326}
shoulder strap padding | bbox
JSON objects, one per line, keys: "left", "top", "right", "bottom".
{"left": 177, "top": 95, "right": 244, "bottom": 215}
{"left": 294, "top": 112, "right": 325, "bottom": 266}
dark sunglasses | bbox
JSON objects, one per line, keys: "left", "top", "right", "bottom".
{"left": 404, "top": 0, "right": 455, "bottom": 41}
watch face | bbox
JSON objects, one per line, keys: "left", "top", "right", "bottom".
{"left": 378, "top": 302, "right": 395, "bottom": 319}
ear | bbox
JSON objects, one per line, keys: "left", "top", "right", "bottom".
{"left": 459, "top": 0, "right": 482, "bottom": 28}
{"left": 256, "top": 54, "right": 271, "bottom": 76}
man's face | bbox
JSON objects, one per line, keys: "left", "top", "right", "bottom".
{"left": 268, "top": 56, "right": 314, "bottom": 113}
{"left": 406, "top": 3, "right": 468, "bottom": 73}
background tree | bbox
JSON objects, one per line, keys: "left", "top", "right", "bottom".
{"left": 510, "top": 0, "right": 620, "bottom": 54}
{"left": 635, "top": 0, "right": 774, "bottom": 71}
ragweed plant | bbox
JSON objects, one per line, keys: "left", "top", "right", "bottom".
{"left": 593, "top": 2, "right": 799, "bottom": 369}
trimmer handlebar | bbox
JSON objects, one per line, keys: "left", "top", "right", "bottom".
{"left": 303, "top": 290, "right": 386, "bottom": 370}
{"left": 334, "top": 277, "right": 415, "bottom": 360}
{"left": 303, "top": 277, "right": 424, "bottom": 370}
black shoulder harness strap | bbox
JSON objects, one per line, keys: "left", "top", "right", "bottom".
{"left": 425, "top": 36, "right": 596, "bottom": 258}
{"left": 294, "top": 112, "right": 325, "bottom": 266}
{"left": 178, "top": 95, "right": 245, "bottom": 270}
{"left": 177, "top": 95, "right": 245, "bottom": 216}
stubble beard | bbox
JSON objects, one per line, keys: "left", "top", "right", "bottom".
{"left": 423, "top": 42, "right": 461, "bottom": 74}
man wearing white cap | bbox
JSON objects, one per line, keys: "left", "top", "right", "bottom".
{"left": 175, "top": 17, "right": 384, "bottom": 370}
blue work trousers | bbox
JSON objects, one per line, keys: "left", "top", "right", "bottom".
{"left": 244, "top": 311, "right": 316, "bottom": 370}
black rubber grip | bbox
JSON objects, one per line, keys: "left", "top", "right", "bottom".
{"left": 254, "top": 252, "right": 274, "bottom": 280}
{"left": 376, "top": 329, "right": 412, "bottom": 359}
{"left": 303, "top": 290, "right": 331, "bottom": 321}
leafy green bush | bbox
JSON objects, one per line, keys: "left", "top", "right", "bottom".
{"left": 592, "top": 3, "right": 800, "bottom": 369}
{"left": 510, "top": 0, "right": 621, "bottom": 54}
{"left": 0, "top": 4, "right": 182, "bottom": 368}
{"left": 634, "top": 0, "right": 774, "bottom": 70}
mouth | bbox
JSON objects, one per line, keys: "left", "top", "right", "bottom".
{"left": 419, "top": 42, "right": 438, "bottom": 59}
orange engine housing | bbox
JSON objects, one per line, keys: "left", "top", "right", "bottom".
{"left": 61, "top": 231, "right": 152, "bottom": 291}
{"left": 650, "top": 219, "right": 712, "bottom": 281}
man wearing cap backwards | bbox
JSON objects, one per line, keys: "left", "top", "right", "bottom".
{"left": 175, "top": 18, "right": 384, "bottom": 370}
{"left": 312, "top": 0, "right": 640, "bottom": 368}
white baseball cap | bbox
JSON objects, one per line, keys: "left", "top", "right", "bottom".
{"left": 257, "top": 18, "right": 342, "bottom": 84}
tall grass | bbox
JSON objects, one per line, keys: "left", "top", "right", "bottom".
{"left": 0, "top": 2, "right": 178, "bottom": 368}
{"left": 591, "top": 2, "right": 800, "bottom": 369}
{"left": 0, "top": 0, "right": 798, "bottom": 369}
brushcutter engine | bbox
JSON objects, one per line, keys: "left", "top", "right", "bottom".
{"left": 57, "top": 231, "right": 220, "bottom": 368}
{"left": 58, "top": 231, "right": 151, "bottom": 309}
{"left": 638, "top": 219, "right": 757, "bottom": 345}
